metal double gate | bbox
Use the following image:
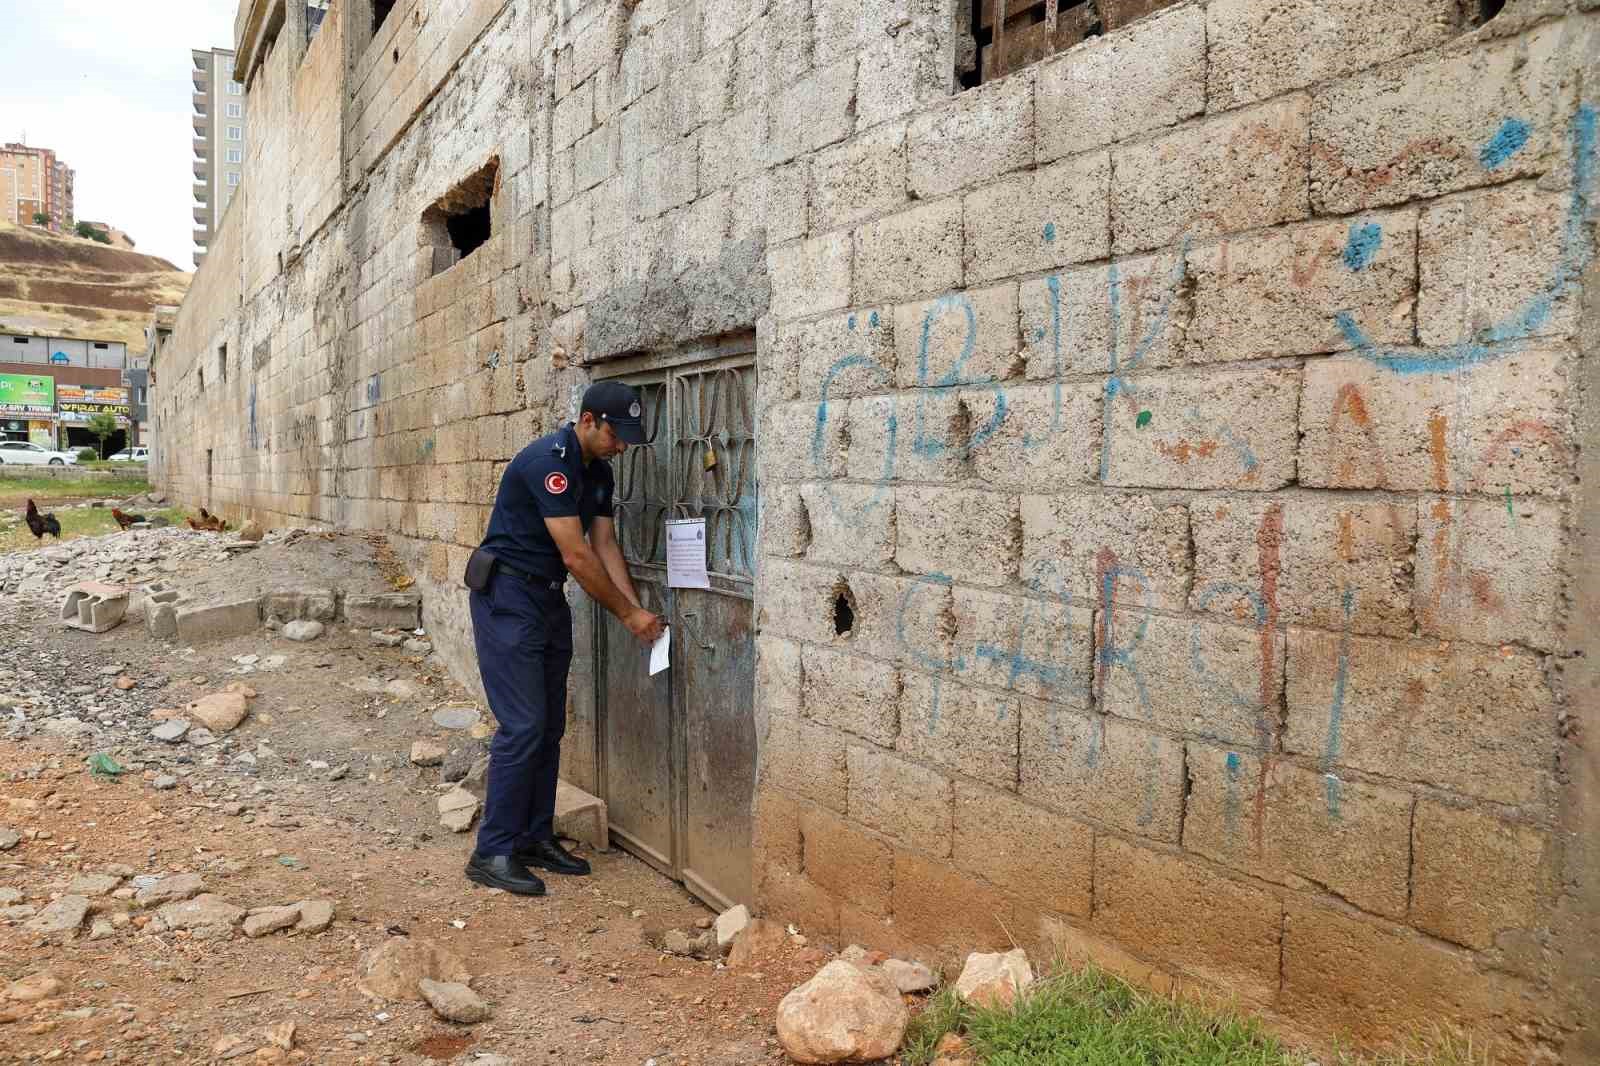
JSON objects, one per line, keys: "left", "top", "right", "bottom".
{"left": 593, "top": 347, "right": 757, "bottom": 911}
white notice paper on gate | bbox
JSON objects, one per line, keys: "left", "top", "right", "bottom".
{"left": 666, "top": 518, "right": 710, "bottom": 589}
{"left": 649, "top": 627, "right": 670, "bottom": 676}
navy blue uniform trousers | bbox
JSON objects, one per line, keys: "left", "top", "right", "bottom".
{"left": 470, "top": 573, "right": 572, "bottom": 857}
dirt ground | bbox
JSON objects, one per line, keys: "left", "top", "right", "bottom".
{"left": 0, "top": 528, "right": 834, "bottom": 1066}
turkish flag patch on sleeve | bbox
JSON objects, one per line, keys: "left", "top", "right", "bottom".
{"left": 544, "top": 472, "right": 569, "bottom": 495}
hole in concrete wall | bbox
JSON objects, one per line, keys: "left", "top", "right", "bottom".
{"left": 1477, "top": 0, "right": 1505, "bottom": 22}
{"left": 374, "top": 0, "right": 396, "bottom": 35}
{"left": 420, "top": 158, "right": 499, "bottom": 276}
{"left": 217, "top": 343, "right": 228, "bottom": 383}
{"left": 831, "top": 581, "right": 856, "bottom": 637}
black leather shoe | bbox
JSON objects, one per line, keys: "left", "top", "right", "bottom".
{"left": 517, "top": 837, "right": 591, "bottom": 876}
{"left": 465, "top": 853, "right": 546, "bottom": 896}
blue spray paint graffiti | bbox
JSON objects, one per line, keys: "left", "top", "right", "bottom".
{"left": 1335, "top": 105, "right": 1597, "bottom": 374}
{"left": 1223, "top": 751, "right": 1243, "bottom": 839}
{"left": 247, "top": 382, "right": 259, "bottom": 450}
{"left": 1342, "top": 221, "right": 1383, "bottom": 272}
{"left": 1098, "top": 248, "right": 1192, "bottom": 482}
{"left": 1480, "top": 116, "right": 1532, "bottom": 170}
{"left": 1320, "top": 588, "right": 1357, "bottom": 818}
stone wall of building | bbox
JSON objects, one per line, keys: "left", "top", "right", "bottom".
{"left": 153, "top": 0, "right": 1600, "bottom": 1058}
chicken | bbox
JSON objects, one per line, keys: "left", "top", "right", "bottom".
{"left": 24, "top": 499, "right": 61, "bottom": 541}
{"left": 189, "top": 508, "right": 229, "bottom": 533}
{"left": 111, "top": 507, "right": 145, "bottom": 532}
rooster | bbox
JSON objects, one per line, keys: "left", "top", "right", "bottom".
{"left": 24, "top": 499, "right": 61, "bottom": 541}
{"left": 111, "top": 507, "right": 145, "bottom": 532}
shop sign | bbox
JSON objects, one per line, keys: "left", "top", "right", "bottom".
{"left": 0, "top": 373, "right": 54, "bottom": 416}
{"left": 57, "top": 384, "right": 130, "bottom": 425}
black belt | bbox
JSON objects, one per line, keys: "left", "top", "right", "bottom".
{"left": 497, "top": 560, "right": 563, "bottom": 591}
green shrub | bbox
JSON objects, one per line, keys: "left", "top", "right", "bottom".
{"left": 76, "top": 448, "right": 98, "bottom": 463}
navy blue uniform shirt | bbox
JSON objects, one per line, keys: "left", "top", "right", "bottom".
{"left": 479, "top": 423, "right": 615, "bottom": 581}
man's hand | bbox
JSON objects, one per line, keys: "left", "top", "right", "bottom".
{"left": 625, "top": 606, "right": 666, "bottom": 644}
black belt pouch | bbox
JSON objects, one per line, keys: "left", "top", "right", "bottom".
{"left": 463, "top": 547, "right": 499, "bottom": 591}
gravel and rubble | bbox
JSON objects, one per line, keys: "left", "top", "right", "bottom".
{"left": 0, "top": 528, "right": 823, "bottom": 1065}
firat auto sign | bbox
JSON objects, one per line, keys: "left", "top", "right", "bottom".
{"left": 56, "top": 384, "right": 130, "bottom": 425}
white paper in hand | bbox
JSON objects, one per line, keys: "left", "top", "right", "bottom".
{"left": 649, "top": 626, "right": 670, "bottom": 676}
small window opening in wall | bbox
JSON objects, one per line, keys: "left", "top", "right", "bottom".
{"left": 1477, "top": 0, "right": 1505, "bottom": 23}
{"left": 198, "top": 367, "right": 206, "bottom": 391}
{"left": 374, "top": 0, "right": 396, "bottom": 35}
{"left": 420, "top": 158, "right": 498, "bottom": 275}
{"left": 217, "top": 343, "right": 228, "bottom": 383}
{"left": 965, "top": 0, "right": 1181, "bottom": 88}
{"left": 832, "top": 584, "right": 856, "bottom": 637}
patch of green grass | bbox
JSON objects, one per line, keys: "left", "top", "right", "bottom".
{"left": 901, "top": 966, "right": 1489, "bottom": 1066}
{"left": 0, "top": 504, "right": 186, "bottom": 553}
{"left": 0, "top": 475, "right": 149, "bottom": 501}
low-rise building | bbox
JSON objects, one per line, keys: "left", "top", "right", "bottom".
{"left": 0, "top": 330, "right": 129, "bottom": 452}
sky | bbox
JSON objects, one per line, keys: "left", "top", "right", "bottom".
{"left": 0, "top": 0, "right": 241, "bottom": 271}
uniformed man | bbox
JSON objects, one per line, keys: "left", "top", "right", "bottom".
{"left": 461, "top": 381, "right": 665, "bottom": 896}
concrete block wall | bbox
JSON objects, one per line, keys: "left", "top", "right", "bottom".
{"left": 152, "top": 0, "right": 1600, "bottom": 1058}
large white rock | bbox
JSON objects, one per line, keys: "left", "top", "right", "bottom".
{"left": 775, "top": 960, "right": 908, "bottom": 1064}
{"left": 714, "top": 903, "right": 749, "bottom": 952}
{"left": 954, "top": 949, "right": 1034, "bottom": 1009}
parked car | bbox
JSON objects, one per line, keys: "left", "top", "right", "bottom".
{"left": 0, "top": 441, "right": 79, "bottom": 466}
{"left": 108, "top": 447, "right": 149, "bottom": 462}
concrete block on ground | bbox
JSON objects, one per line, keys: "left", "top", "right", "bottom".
{"left": 891, "top": 849, "right": 1018, "bottom": 956}
{"left": 344, "top": 592, "right": 423, "bottom": 629}
{"left": 1278, "top": 903, "right": 1540, "bottom": 1057}
{"left": 553, "top": 779, "right": 608, "bottom": 851}
{"left": 60, "top": 581, "right": 129, "bottom": 634}
{"left": 174, "top": 598, "right": 262, "bottom": 644}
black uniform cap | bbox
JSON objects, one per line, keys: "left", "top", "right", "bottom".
{"left": 581, "top": 381, "right": 647, "bottom": 445}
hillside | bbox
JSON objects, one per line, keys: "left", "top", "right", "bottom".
{"left": 0, "top": 221, "right": 190, "bottom": 350}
